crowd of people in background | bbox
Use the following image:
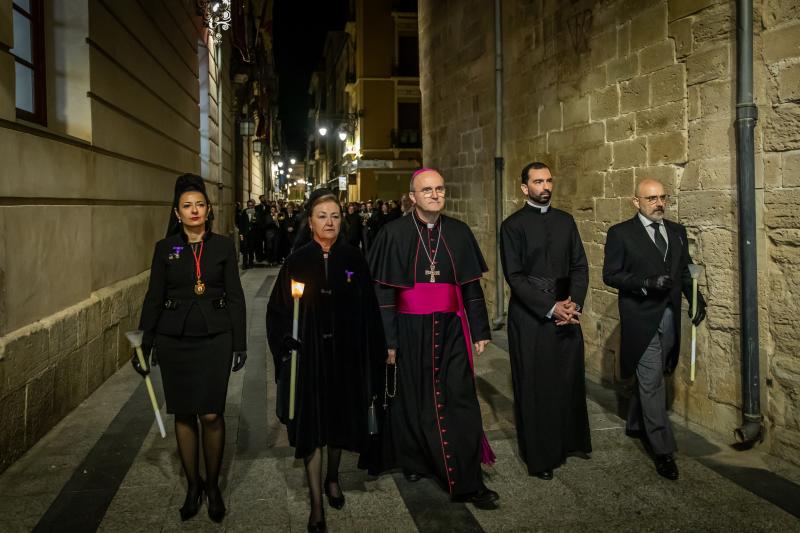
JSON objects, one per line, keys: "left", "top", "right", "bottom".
{"left": 235, "top": 194, "right": 414, "bottom": 267}
{"left": 235, "top": 196, "right": 300, "bottom": 269}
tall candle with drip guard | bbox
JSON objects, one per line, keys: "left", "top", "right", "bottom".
{"left": 688, "top": 264, "right": 704, "bottom": 383}
{"left": 289, "top": 280, "right": 305, "bottom": 420}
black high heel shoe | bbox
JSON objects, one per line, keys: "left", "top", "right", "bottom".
{"left": 179, "top": 479, "right": 205, "bottom": 521}
{"left": 206, "top": 485, "right": 226, "bottom": 523}
{"left": 307, "top": 506, "right": 326, "bottom": 532}
{"left": 324, "top": 478, "right": 345, "bottom": 510}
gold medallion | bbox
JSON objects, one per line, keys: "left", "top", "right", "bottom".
{"left": 194, "top": 280, "right": 206, "bottom": 295}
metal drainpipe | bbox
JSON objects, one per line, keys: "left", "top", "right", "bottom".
{"left": 492, "top": 0, "right": 505, "bottom": 330}
{"left": 733, "top": 0, "right": 763, "bottom": 444}
{"left": 216, "top": 42, "right": 226, "bottom": 231}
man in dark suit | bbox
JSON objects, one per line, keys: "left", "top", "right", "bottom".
{"left": 602, "top": 179, "right": 707, "bottom": 480}
{"left": 237, "top": 199, "right": 257, "bottom": 268}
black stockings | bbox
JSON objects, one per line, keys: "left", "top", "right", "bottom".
{"left": 175, "top": 415, "right": 200, "bottom": 486}
{"left": 174, "top": 414, "right": 226, "bottom": 493}
{"left": 304, "top": 446, "right": 342, "bottom": 522}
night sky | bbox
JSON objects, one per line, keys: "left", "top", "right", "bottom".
{"left": 273, "top": 0, "right": 348, "bottom": 156}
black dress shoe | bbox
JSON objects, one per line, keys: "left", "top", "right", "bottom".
{"left": 324, "top": 478, "right": 345, "bottom": 510}
{"left": 655, "top": 454, "right": 679, "bottom": 480}
{"left": 207, "top": 486, "right": 227, "bottom": 523}
{"left": 533, "top": 470, "right": 553, "bottom": 480}
{"left": 404, "top": 472, "right": 423, "bottom": 482}
{"left": 179, "top": 479, "right": 204, "bottom": 521}
{"left": 458, "top": 487, "right": 500, "bottom": 510}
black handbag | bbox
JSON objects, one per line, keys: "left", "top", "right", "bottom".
{"left": 367, "top": 396, "right": 379, "bottom": 435}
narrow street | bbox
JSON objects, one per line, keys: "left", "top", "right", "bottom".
{"left": 0, "top": 267, "right": 797, "bottom": 533}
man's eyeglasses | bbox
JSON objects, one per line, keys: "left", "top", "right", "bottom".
{"left": 413, "top": 186, "right": 446, "bottom": 197}
{"left": 637, "top": 194, "right": 670, "bottom": 204}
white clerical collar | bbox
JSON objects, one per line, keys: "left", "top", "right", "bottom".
{"left": 414, "top": 210, "right": 439, "bottom": 229}
{"left": 526, "top": 199, "right": 551, "bottom": 213}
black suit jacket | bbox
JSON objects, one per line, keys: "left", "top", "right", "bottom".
{"left": 138, "top": 232, "right": 247, "bottom": 354}
{"left": 602, "top": 215, "right": 704, "bottom": 378}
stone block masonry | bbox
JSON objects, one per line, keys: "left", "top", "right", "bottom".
{"left": 0, "top": 273, "right": 148, "bottom": 472}
{"left": 419, "top": 0, "right": 800, "bottom": 466}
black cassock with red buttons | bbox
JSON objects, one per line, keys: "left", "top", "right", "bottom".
{"left": 369, "top": 213, "right": 492, "bottom": 497}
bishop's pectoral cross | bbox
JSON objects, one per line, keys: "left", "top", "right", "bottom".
{"left": 425, "top": 262, "right": 440, "bottom": 283}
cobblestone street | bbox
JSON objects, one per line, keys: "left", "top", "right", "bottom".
{"left": 1, "top": 268, "right": 798, "bottom": 533}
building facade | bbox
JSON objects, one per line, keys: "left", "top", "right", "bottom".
{"left": 0, "top": 0, "right": 276, "bottom": 472}
{"left": 419, "top": 0, "right": 800, "bottom": 466}
{"left": 307, "top": 0, "right": 423, "bottom": 203}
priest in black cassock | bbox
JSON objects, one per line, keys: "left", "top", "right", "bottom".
{"left": 368, "top": 168, "right": 499, "bottom": 510}
{"left": 499, "top": 161, "right": 592, "bottom": 480}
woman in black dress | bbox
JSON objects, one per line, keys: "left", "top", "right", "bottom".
{"left": 267, "top": 189, "right": 385, "bottom": 532}
{"left": 134, "top": 174, "right": 247, "bottom": 523}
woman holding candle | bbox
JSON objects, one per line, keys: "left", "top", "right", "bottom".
{"left": 134, "top": 174, "right": 247, "bottom": 523}
{"left": 267, "top": 189, "right": 386, "bottom": 532}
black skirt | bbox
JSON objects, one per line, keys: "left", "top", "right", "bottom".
{"left": 155, "top": 332, "right": 233, "bottom": 415}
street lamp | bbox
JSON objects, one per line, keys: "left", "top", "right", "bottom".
{"left": 287, "top": 167, "right": 292, "bottom": 173}
{"left": 199, "top": 0, "right": 231, "bottom": 44}
{"left": 277, "top": 161, "right": 284, "bottom": 168}
{"left": 290, "top": 158, "right": 297, "bottom": 165}
{"left": 338, "top": 129, "right": 348, "bottom": 141}
{"left": 239, "top": 118, "right": 255, "bottom": 136}
{"left": 252, "top": 138, "right": 265, "bottom": 155}
{"left": 318, "top": 126, "right": 328, "bottom": 136}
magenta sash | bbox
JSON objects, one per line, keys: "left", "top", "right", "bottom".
{"left": 396, "top": 283, "right": 459, "bottom": 314}
{"left": 396, "top": 283, "right": 496, "bottom": 465}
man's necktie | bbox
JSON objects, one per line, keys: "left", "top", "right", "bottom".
{"left": 651, "top": 222, "right": 667, "bottom": 259}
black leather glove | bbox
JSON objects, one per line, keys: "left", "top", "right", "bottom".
{"left": 643, "top": 274, "right": 674, "bottom": 291}
{"left": 232, "top": 351, "right": 247, "bottom": 372}
{"left": 130, "top": 346, "right": 156, "bottom": 377}
{"left": 282, "top": 334, "right": 302, "bottom": 352}
{"left": 690, "top": 293, "right": 707, "bottom": 326}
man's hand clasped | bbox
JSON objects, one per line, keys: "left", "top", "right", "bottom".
{"left": 386, "top": 348, "right": 397, "bottom": 365}
{"left": 553, "top": 296, "right": 581, "bottom": 326}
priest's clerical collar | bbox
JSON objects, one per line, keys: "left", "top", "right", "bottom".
{"left": 526, "top": 199, "right": 551, "bottom": 213}
{"left": 413, "top": 209, "right": 440, "bottom": 229}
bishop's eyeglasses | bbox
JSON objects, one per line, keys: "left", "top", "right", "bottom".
{"left": 413, "top": 186, "right": 446, "bottom": 197}
{"left": 637, "top": 194, "right": 670, "bottom": 204}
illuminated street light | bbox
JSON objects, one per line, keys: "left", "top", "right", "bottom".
{"left": 290, "top": 158, "right": 297, "bottom": 165}
{"left": 318, "top": 127, "right": 328, "bottom": 136}
{"left": 338, "top": 129, "right": 347, "bottom": 141}
{"left": 277, "top": 161, "right": 284, "bottom": 168}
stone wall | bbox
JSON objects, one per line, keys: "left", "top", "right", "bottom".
{"left": 0, "top": 275, "right": 148, "bottom": 471}
{"left": 419, "top": 0, "right": 800, "bottom": 465}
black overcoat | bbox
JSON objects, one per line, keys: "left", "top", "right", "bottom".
{"left": 602, "top": 216, "right": 702, "bottom": 378}
{"left": 266, "top": 239, "right": 386, "bottom": 460}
